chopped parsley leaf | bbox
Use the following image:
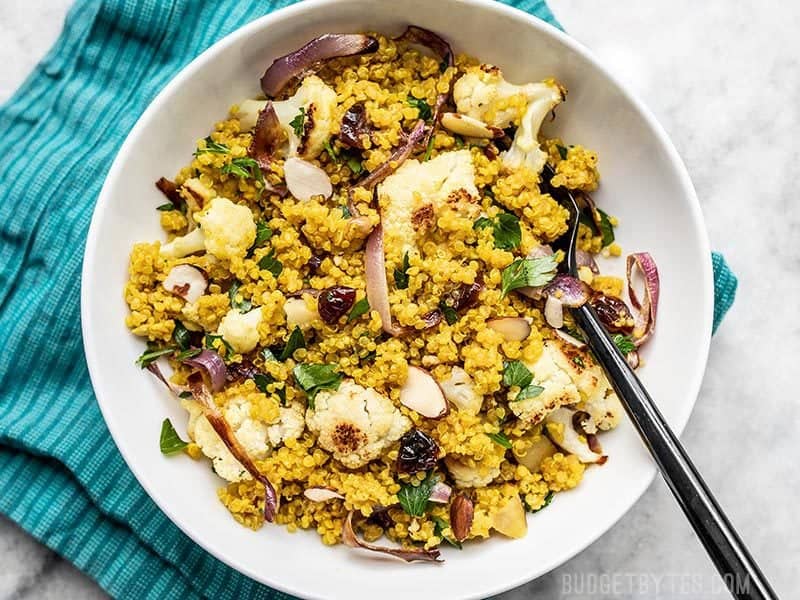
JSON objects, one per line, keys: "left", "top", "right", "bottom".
{"left": 341, "top": 204, "right": 352, "bottom": 218}
{"left": 493, "top": 213, "right": 522, "bottom": 250}
{"left": 432, "top": 516, "right": 462, "bottom": 549}
{"left": 500, "top": 255, "right": 558, "bottom": 298}
{"left": 289, "top": 107, "right": 306, "bottom": 137}
{"left": 423, "top": 133, "right": 435, "bottom": 161}
{"left": 258, "top": 251, "right": 283, "bottom": 278}
{"left": 156, "top": 203, "right": 176, "bottom": 211}
{"left": 473, "top": 216, "right": 493, "bottom": 230}
{"left": 530, "top": 490, "right": 555, "bottom": 513}
{"left": 292, "top": 363, "right": 341, "bottom": 407}
{"left": 393, "top": 252, "right": 411, "bottom": 289}
{"left": 347, "top": 297, "right": 370, "bottom": 323}
{"left": 135, "top": 346, "right": 176, "bottom": 368}
{"left": 556, "top": 144, "right": 568, "bottom": 160}
{"left": 514, "top": 385, "right": 544, "bottom": 402}
{"left": 204, "top": 334, "right": 234, "bottom": 357}
{"left": 323, "top": 138, "right": 339, "bottom": 162}
{"left": 572, "top": 356, "right": 585, "bottom": 368}
{"left": 406, "top": 94, "right": 433, "bottom": 121}
{"left": 253, "top": 220, "right": 272, "bottom": 248}
{"left": 346, "top": 155, "right": 364, "bottom": 175}
{"left": 439, "top": 302, "right": 459, "bottom": 325}
{"left": 228, "top": 280, "right": 252, "bottom": 313}
{"left": 159, "top": 418, "right": 189, "bottom": 455}
{"left": 193, "top": 136, "right": 229, "bottom": 157}
{"left": 502, "top": 360, "right": 533, "bottom": 388}
{"left": 397, "top": 473, "right": 437, "bottom": 517}
{"left": 172, "top": 320, "right": 191, "bottom": 350}
{"left": 486, "top": 432, "right": 512, "bottom": 449}
{"left": 279, "top": 326, "right": 306, "bottom": 361}
{"left": 597, "top": 208, "right": 615, "bottom": 247}
{"left": 174, "top": 347, "right": 201, "bottom": 361}
{"left": 613, "top": 334, "right": 636, "bottom": 355}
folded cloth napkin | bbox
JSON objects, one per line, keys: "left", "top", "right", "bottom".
{"left": 0, "top": 0, "right": 736, "bottom": 598}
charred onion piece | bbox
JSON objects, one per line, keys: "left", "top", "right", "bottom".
{"left": 420, "top": 308, "right": 444, "bottom": 329}
{"left": 394, "top": 25, "right": 454, "bottom": 70}
{"left": 429, "top": 482, "right": 453, "bottom": 504}
{"left": 188, "top": 376, "right": 278, "bottom": 521}
{"left": 543, "top": 274, "right": 591, "bottom": 308}
{"left": 449, "top": 494, "right": 474, "bottom": 542}
{"left": 155, "top": 177, "right": 185, "bottom": 211}
{"left": 441, "top": 276, "right": 483, "bottom": 313}
{"left": 247, "top": 102, "right": 283, "bottom": 170}
{"left": 396, "top": 428, "right": 440, "bottom": 474}
{"left": 225, "top": 359, "right": 260, "bottom": 383}
{"left": 357, "top": 119, "right": 428, "bottom": 190}
{"left": 145, "top": 362, "right": 187, "bottom": 396}
{"left": 183, "top": 349, "right": 228, "bottom": 392}
{"left": 627, "top": 252, "right": 660, "bottom": 347}
{"left": 365, "top": 225, "right": 410, "bottom": 336}
{"left": 261, "top": 34, "right": 379, "bottom": 97}
{"left": 318, "top": 286, "right": 357, "bottom": 324}
{"left": 342, "top": 511, "right": 442, "bottom": 563}
{"left": 589, "top": 293, "right": 635, "bottom": 334}
{"left": 339, "top": 102, "right": 371, "bottom": 149}
{"left": 576, "top": 248, "right": 600, "bottom": 274}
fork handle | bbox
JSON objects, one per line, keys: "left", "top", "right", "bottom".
{"left": 573, "top": 304, "right": 777, "bottom": 600}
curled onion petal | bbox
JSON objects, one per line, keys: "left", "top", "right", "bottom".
{"left": 626, "top": 350, "right": 640, "bottom": 369}
{"left": 576, "top": 249, "right": 600, "bottom": 274}
{"left": 284, "top": 157, "right": 333, "bottom": 201}
{"left": 188, "top": 376, "right": 278, "bottom": 521}
{"left": 553, "top": 328, "right": 586, "bottom": 349}
{"left": 183, "top": 349, "right": 228, "bottom": 392}
{"left": 260, "top": 34, "right": 379, "bottom": 97}
{"left": 356, "top": 119, "right": 428, "bottom": 190}
{"left": 155, "top": 177, "right": 185, "bottom": 211}
{"left": 342, "top": 511, "right": 442, "bottom": 563}
{"left": 365, "top": 225, "right": 410, "bottom": 336}
{"left": 626, "top": 252, "right": 660, "bottom": 347}
{"left": 543, "top": 274, "right": 591, "bottom": 308}
{"left": 394, "top": 25, "right": 454, "bottom": 70}
{"left": 544, "top": 295, "right": 564, "bottom": 329}
{"left": 247, "top": 102, "right": 283, "bottom": 170}
{"left": 429, "top": 482, "right": 452, "bottom": 504}
{"left": 145, "top": 362, "right": 187, "bottom": 396}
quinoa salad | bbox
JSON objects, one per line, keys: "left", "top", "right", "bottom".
{"left": 124, "top": 28, "right": 660, "bottom": 561}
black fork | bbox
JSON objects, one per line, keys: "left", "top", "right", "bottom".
{"left": 543, "top": 165, "right": 777, "bottom": 600}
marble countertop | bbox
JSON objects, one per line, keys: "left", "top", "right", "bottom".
{"left": 0, "top": 1, "right": 795, "bottom": 598}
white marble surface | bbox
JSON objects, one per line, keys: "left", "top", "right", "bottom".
{"left": 0, "top": 1, "right": 796, "bottom": 598}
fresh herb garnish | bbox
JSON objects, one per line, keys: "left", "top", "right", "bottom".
{"left": 178, "top": 391, "right": 193, "bottom": 399}
{"left": 440, "top": 302, "right": 459, "bottom": 325}
{"left": 340, "top": 204, "right": 352, "bottom": 218}
{"left": 222, "top": 156, "right": 259, "bottom": 179}
{"left": 228, "top": 280, "right": 252, "bottom": 313}
{"left": 174, "top": 347, "right": 201, "bottom": 361}
{"left": 204, "top": 334, "right": 235, "bottom": 357}
{"left": 156, "top": 203, "right": 176, "bottom": 211}
{"left": 347, "top": 297, "right": 370, "bottom": 323}
{"left": 159, "top": 418, "right": 189, "bottom": 455}
{"left": 346, "top": 155, "right": 364, "bottom": 175}
{"left": 253, "top": 372, "right": 274, "bottom": 394}
{"left": 289, "top": 107, "right": 306, "bottom": 137}
{"left": 406, "top": 94, "right": 433, "bottom": 121}
{"left": 258, "top": 251, "right": 283, "bottom": 278}
{"left": 172, "top": 320, "right": 191, "bottom": 350}
{"left": 323, "top": 138, "right": 339, "bottom": 162}
{"left": 279, "top": 326, "right": 306, "bottom": 361}
{"left": 473, "top": 216, "right": 493, "bottom": 230}
{"left": 432, "top": 516, "right": 462, "bottom": 549}
{"left": 486, "top": 432, "right": 512, "bottom": 449}
{"left": 556, "top": 144, "right": 568, "bottom": 160}
{"left": 454, "top": 135, "right": 465, "bottom": 149}
{"left": 135, "top": 346, "right": 176, "bottom": 368}
{"left": 503, "top": 360, "right": 533, "bottom": 388}
{"left": 193, "top": 136, "right": 229, "bottom": 156}
{"left": 397, "top": 473, "right": 438, "bottom": 517}
{"left": 530, "top": 490, "right": 555, "bottom": 513}
{"left": 515, "top": 385, "right": 544, "bottom": 402}
{"left": 572, "top": 356, "right": 585, "bottom": 368}
{"left": 597, "top": 208, "right": 615, "bottom": 247}
{"left": 261, "top": 347, "right": 277, "bottom": 363}
{"left": 439, "top": 59, "right": 449, "bottom": 74}
{"left": 423, "top": 134, "right": 435, "bottom": 161}
{"left": 500, "top": 255, "right": 558, "bottom": 298}
{"left": 612, "top": 334, "right": 636, "bottom": 355}
{"left": 394, "top": 252, "right": 411, "bottom": 289}
{"left": 493, "top": 213, "right": 521, "bottom": 250}
{"left": 292, "top": 363, "right": 342, "bottom": 407}
{"left": 253, "top": 221, "right": 272, "bottom": 248}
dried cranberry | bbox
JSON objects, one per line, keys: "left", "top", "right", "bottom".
{"left": 307, "top": 255, "right": 323, "bottom": 274}
{"left": 441, "top": 275, "right": 483, "bottom": 313}
{"left": 366, "top": 508, "right": 394, "bottom": 531}
{"left": 420, "top": 309, "right": 443, "bottom": 329}
{"left": 590, "top": 293, "right": 634, "bottom": 334}
{"left": 318, "top": 286, "right": 356, "bottom": 324}
{"left": 396, "top": 429, "right": 440, "bottom": 474}
{"left": 226, "top": 359, "right": 259, "bottom": 382}
{"left": 340, "top": 102, "right": 371, "bottom": 149}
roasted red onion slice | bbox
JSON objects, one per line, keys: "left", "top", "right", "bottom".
{"left": 183, "top": 349, "right": 228, "bottom": 392}
{"left": 146, "top": 362, "right": 187, "bottom": 396}
{"left": 627, "top": 252, "right": 660, "bottom": 347}
{"left": 247, "top": 102, "right": 283, "bottom": 170}
{"left": 261, "top": 34, "right": 379, "bottom": 97}
{"left": 357, "top": 119, "right": 428, "bottom": 190}
{"left": 155, "top": 177, "right": 184, "bottom": 211}
{"left": 342, "top": 511, "right": 442, "bottom": 563}
{"left": 576, "top": 249, "right": 600, "bottom": 274}
{"left": 429, "top": 482, "right": 453, "bottom": 504}
{"left": 188, "top": 376, "right": 278, "bottom": 521}
{"left": 543, "top": 275, "right": 591, "bottom": 308}
{"left": 394, "top": 25, "right": 454, "bottom": 70}
{"left": 364, "top": 225, "right": 409, "bottom": 337}
{"left": 339, "top": 102, "right": 371, "bottom": 149}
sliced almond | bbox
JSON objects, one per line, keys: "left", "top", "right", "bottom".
{"left": 553, "top": 328, "right": 586, "bottom": 349}
{"left": 441, "top": 112, "right": 502, "bottom": 139}
{"left": 283, "top": 157, "right": 332, "bottom": 201}
{"left": 162, "top": 264, "right": 207, "bottom": 303}
{"left": 544, "top": 294, "right": 564, "bottom": 329}
{"left": 450, "top": 494, "right": 474, "bottom": 542}
{"left": 399, "top": 366, "right": 449, "bottom": 419}
{"left": 492, "top": 495, "right": 527, "bottom": 539}
{"left": 487, "top": 317, "right": 531, "bottom": 341}
{"left": 303, "top": 487, "right": 344, "bottom": 502}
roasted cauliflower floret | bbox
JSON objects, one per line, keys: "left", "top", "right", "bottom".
{"left": 183, "top": 396, "right": 270, "bottom": 482}
{"left": 267, "top": 402, "right": 305, "bottom": 446}
{"left": 195, "top": 197, "right": 256, "bottom": 261}
{"left": 445, "top": 452, "right": 502, "bottom": 488}
{"left": 439, "top": 366, "right": 482, "bottom": 415}
{"left": 584, "top": 384, "right": 623, "bottom": 431}
{"left": 378, "top": 149, "right": 478, "bottom": 260}
{"left": 237, "top": 75, "right": 337, "bottom": 160}
{"left": 502, "top": 81, "right": 565, "bottom": 174}
{"left": 217, "top": 307, "right": 263, "bottom": 354}
{"left": 159, "top": 227, "right": 206, "bottom": 258}
{"left": 283, "top": 296, "right": 319, "bottom": 329}
{"left": 508, "top": 340, "right": 581, "bottom": 426}
{"left": 306, "top": 380, "right": 411, "bottom": 468}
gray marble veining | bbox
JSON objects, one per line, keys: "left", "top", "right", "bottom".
{"left": 0, "top": 1, "right": 795, "bottom": 598}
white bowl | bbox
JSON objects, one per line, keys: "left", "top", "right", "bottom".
{"left": 81, "top": 0, "right": 713, "bottom": 598}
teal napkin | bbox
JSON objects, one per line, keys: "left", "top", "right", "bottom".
{"left": 0, "top": 0, "right": 736, "bottom": 598}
